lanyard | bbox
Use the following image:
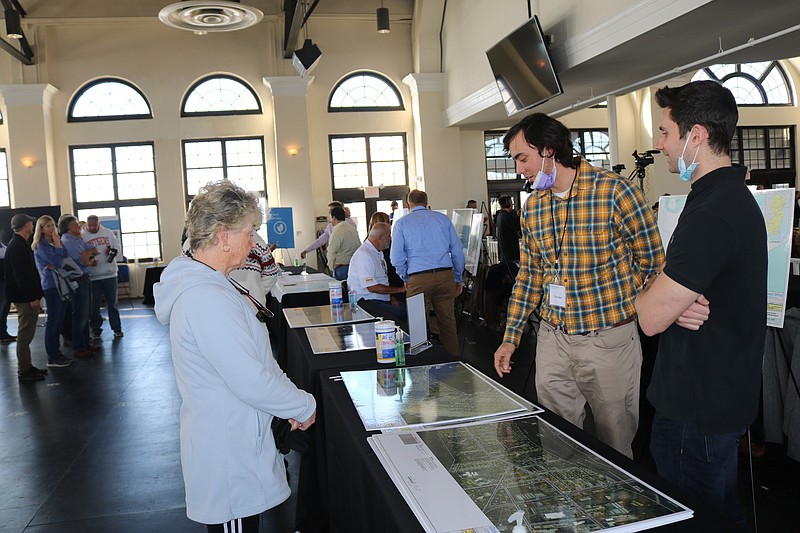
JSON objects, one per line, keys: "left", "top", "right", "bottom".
{"left": 549, "top": 172, "right": 577, "bottom": 274}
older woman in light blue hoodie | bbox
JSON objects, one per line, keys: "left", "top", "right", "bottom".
{"left": 155, "top": 180, "right": 315, "bottom": 533}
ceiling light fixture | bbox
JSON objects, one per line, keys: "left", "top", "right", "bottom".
{"left": 376, "top": 2, "right": 390, "bottom": 34}
{"left": 5, "top": 8, "right": 23, "bottom": 39}
{"left": 159, "top": 1, "right": 263, "bottom": 33}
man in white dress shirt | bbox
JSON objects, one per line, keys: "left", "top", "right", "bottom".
{"left": 347, "top": 222, "right": 406, "bottom": 328}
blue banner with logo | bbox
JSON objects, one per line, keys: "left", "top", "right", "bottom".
{"left": 267, "top": 207, "right": 295, "bottom": 248}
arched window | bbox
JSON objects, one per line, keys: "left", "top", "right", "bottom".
{"left": 182, "top": 75, "right": 261, "bottom": 116}
{"left": 68, "top": 78, "right": 152, "bottom": 122}
{"left": 692, "top": 61, "right": 793, "bottom": 106}
{"left": 328, "top": 72, "right": 404, "bottom": 112}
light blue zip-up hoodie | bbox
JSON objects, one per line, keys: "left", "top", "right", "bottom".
{"left": 154, "top": 256, "right": 315, "bottom": 525}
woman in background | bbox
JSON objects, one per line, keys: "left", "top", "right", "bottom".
{"left": 154, "top": 180, "right": 316, "bottom": 533}
{"left": 32, "top": 215, "right": 72, "bottom": 368}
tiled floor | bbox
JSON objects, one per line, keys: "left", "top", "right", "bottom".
{"left": 0, "top": 302, "right": 796, "bottom": 532}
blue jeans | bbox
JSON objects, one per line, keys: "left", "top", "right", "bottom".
{"left": 43, "top": 289, "right": 66, "bottom": 362}
{"left": 70, "top": 276, "right": 91, "bottom": 350}
{"left": 91, "top": 277, "right": 121, "bottom": 334}
{"left": 333, "top": 265, "right": 349, "bottom": 281}
{"left": 650, "top": 412, "right": 745, "bottom": 527}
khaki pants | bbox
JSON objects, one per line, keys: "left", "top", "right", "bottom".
{"left": 406, "top": 270, "right": 459, "bottom": 356}
{"left": 15, "top": 301, "right": 40, "bottom": 374}
{"left": 535, "top": 320, "right": 641, "bottom": 458}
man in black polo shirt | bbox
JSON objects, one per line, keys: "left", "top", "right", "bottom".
{"left": 636, "top": 81, "right": 766, "bottom": 526}
{"left": 5, "top": 213, "right": 46, "bottom": 382}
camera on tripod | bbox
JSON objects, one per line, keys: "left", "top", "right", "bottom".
{"left": 632, "top": 149, "right": 660, "bottom": 168}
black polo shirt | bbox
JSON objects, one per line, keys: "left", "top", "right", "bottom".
{"left": 648, "top": 165, "right": 767, "bottom": 434}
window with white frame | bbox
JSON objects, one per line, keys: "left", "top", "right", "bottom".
{"left": 70, "top": 143, "right": 161, "bottom": 260}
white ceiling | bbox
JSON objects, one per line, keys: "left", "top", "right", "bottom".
{"left": 10, "top": 0, "right": 800, "bottom": 129}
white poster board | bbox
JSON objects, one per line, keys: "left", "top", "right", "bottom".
{"left": 657, "top": 188, "right": 793, "bottom": 328}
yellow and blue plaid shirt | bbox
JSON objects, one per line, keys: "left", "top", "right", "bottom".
{"left": 504, "top": 158, "right": 664, "bottom": 343}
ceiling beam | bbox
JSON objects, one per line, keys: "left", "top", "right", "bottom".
{"left": 283, "top": 0, "right": 303, "bottom": 59}
{"left": 0, "top": 0, "right": 34, "bottom": 65}
{"left": 283, "top": 0, "right": 321, "bottom": 59}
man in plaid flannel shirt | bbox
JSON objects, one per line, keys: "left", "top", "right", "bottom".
{"left": 494, "top": 113, "right": 664, "bottom": 458}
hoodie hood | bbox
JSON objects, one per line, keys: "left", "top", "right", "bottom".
{"left": 154, "top": 256, "right": 227, "bottom": 325}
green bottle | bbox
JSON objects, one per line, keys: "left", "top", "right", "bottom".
{"left": 394, "top": 327, "right": 405, "bottom": 367}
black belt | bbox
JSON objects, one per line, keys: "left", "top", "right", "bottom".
{"left": 541, "top": 315, "right": 635, "bottom": 336}
{"left": 409, "top": 267, "right": 452, "bottom": 277}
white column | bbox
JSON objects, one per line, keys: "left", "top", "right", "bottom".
{"left": 262, "top": 76, "right": 315, "bottom": 266}
{"left": 0, "top": 84, "right": 59, "bottom": 207}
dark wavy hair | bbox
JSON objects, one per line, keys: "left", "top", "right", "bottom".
{"left": 502, "top": 113, "right": 579, "bottom": 169}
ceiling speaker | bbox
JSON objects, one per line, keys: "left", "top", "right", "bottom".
{"left": 292, "top": 39, "right": 322, "bottom": 78}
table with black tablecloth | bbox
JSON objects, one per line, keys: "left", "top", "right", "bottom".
{"left": 284, "top": 325, "right": 453, "bottom": 531}
{"left": 319, "top": 368, "right": 745, "bottom": 533}
{"left": 266, "top": 268, "right": 333, "bottom": 369}
{"left": 141, "top": 265, "right": 165, "bottom": 306}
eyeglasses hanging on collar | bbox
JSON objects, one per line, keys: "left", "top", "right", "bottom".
{"left": 228, "top": 278, "right": 274, "bottom": 323}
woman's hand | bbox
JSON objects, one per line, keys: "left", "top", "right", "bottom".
{"left": 288, "top": 411, "right": 317, "bottom": 431}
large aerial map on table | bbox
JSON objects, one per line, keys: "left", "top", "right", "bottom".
{"left": 283, "top": 304, "right": 374, "bottom": 328}
{"left": 370, "top": 416, "right": 692, "bottom": 533}
{"left": 341, "top": 362, "right": 539, "bottom": 431}
{"left": 658, "top": 188, "right": 793, "bottom": 327}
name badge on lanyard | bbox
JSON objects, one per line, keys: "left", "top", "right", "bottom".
{"left": 549, "top": 276, "right": 566, "bottom": 308}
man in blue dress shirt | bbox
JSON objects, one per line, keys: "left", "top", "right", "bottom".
{"left": 59, "top": 215, "right": 101, "bottom": 358}
{"left": 390, "top": 190, "right": 465, "bottom": 355}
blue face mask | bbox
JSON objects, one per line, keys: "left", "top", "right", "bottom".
{"left": 531, "top": 155, "right": 557, "bottom": 190}
{"left": 678, "top": 129, "right": 699, "bottom": 182}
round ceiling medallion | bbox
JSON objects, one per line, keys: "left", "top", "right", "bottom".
{"left": 159, "top": 1, "right": 264, "bottom": 32}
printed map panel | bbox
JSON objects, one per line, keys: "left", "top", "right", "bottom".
{"left": 341, "top": 362, "right": 536, "bottom": 431}
{"left": 657, "top": 188, "right": 792, "bottom": 327}
{"left": 405, "top": 416, "right": 691, "bottom": 532}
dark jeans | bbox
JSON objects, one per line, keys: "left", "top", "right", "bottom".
{"left": 651, "top": 412, "right": 746, "bottom": 527}
{"left": 43, "top": 288, "right": 66, "bottom": 362}
{"left": 0, "top": 279, "right": 11, "bottom": 336}
{"left": 91, "top": 276, "right": 121, "bottom": 334}
{"left": 333, "top": 265, "right": 349, "bottom": 281}
{"left": 70, "top": 276, "right": 91, "bottom": 350}
{"left": 357, "top": 298, "right": 408, "bottom": 332}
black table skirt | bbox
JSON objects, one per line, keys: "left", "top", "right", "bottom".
{"left": 283, "top": 326, "right": 452, "bottom": 531}
{"left": 266, "top": 278, "right": 330, "bottom": 370}
{"left": 141, "top": 265, "right": 165, "bottom": 306}
{"left": 318, "top": 368, "right": 744, "bottom": 533}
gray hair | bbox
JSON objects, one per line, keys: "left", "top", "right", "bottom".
{"left": 58, "top": 215, "right": 77, "bottom": 235}
{"left": 186, "top": 180, "right": 263, "bottom": 252}
{"left": 368, "top": 222, "right": 391, "bottom": 239}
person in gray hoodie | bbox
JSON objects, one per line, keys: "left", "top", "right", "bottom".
{"left": 155, "top": 180, "right": 316, "bottom": 533}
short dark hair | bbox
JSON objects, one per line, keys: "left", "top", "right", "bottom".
{"left": 407, "top": 189, "right": 428, "bottom": 206}
{"left": 330, "top": 206, "right": 346, "bottom": 222}
{"left": 328, "top": 201, "right": 344, "bottom": 209}
{"left": 655, "top": 81, "right": 738, "bottom": 155}
{"left": 498, "top": 194, "right": 513, "bottom": 209}
{"left": 502, "top": 113, "right": 578, "bottom": 169}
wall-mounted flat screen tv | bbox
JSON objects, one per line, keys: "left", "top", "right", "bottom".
{"left": 486, "top": 15, "right": 563, "bottom": 116}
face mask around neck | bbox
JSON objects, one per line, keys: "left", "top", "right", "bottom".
{"left": 678, "top": 129, "right": 699, "bottom": 182}
{"left": 531, "top": 155, "right": 557, "bottom": 190}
